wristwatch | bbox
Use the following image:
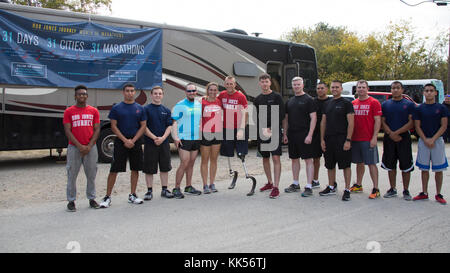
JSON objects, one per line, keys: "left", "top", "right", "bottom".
{"left": 346, "top": 138, "right": 352, "bottom": 142}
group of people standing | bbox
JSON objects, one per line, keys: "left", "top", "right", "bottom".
{"left": 62, "top": 74, "right": 448, "bottom": 212}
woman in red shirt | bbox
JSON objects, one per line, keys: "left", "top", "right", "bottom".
{"left": 200, "top": 82, "right": 223, "bottom": 194}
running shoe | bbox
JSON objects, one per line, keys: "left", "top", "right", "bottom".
{"left": 209, "top": 184, "right": 218, "bottom": 193}
{"left": 332, "top": 182, "right": 337, "bottom": 192}
{"left": 435, "top": 194, "right": 447, "bottom": 205}
{"left": 203, "top": 185, "right": 211, "bottom": 194}
{"left": 260, "top": 182, "right": 274, "bottom": 192}
{"left": 312, "top": 181, "right": 320, "bottom": 189}
{"left": 413, "top": 192, "right": 429, "bottom": 201}
{"left": 350, "top": 184, "right": 363, "bottom": 193}
{"left": 185, "top": 186, "right": 202, "bottom": 195}
{"left": 128, "top": 194, "right": 144, "bottom": 204}
{"left": 99, "top": 196, "right": 111, "bottom": 208}
{"left": 161, "top": 189, "right": 174, "bottom": 199}
{"left": 269, "top": 187, "right": 280, "bottom": 199}
{"left": 403, "top": 190, "right": 412, "bottom": 201}
{"left": 301, "top": 187, "right": 313, "bottom": 197}
{"left": 67, "top": 201, "right": 76, "bottom": 212}
{"left": 342, "top": 189, "right": 351, "bottom": 201}
{"left": 284, "top": 183, "right": 300, "bottom": 193}
{"left": 319, "top": 186, "right": 336, "bottom": 196}
{"left": 369, "top": 188, "right": 380, "bottom": 199}
{"left": 383, "top": 188, "right": 397, "bottom": 198}
{"left": 172, "top": 188, "right": 185, "bottom": 199}
{"left": 89, "top": 199, "right": 99, "bottom": 209}
{"left": 144, "top": 191, "right": 153, "bottom": 201}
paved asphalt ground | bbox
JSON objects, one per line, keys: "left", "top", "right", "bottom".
{"left": 0, "top": 143, "right": 449, "bottom": 254}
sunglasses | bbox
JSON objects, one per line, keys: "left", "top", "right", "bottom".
{"left": 186, "top": 89, "right": 197, "bottom": 93}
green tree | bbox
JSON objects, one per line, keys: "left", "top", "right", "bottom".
{"left": 322, "top": 34, "right": 366, "bottom": 81}
{"left": 282, "top": 20, "right": 448, "bottom": 91}
{"left": 11, "top": 0, "right": 112, "bottom": 13}
{"left": 282, "top": 22, "right": 354, "bottom": 85}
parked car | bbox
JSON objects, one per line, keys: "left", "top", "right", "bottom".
{"left": 364, "top": 92, "right": 418, "bottom": 136}
{"left": 327, "top": 94, "right": 355, "bottom": 102}
{"left": 365, "top": 92, "right": 418, "bottom": 106}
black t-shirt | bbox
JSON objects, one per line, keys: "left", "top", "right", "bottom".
{"left": 253, "top": 91, "right": 285, "bottom": 138}
{"left": 313, "top": 96, "right": 332, "bottom": 135}
{"left": 285, "top": 93, "right": 317, "bottom": 133}
{"left": 444, "top": 102, "right": 450, "bottom": 128}
{"left": 323, "top": 97, "right": 354, "bottom": 136}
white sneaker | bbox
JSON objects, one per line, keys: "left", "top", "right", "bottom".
{"left": 128, "top": 194, "right": 143, "bottom": 204}
{"left": 99, "top": 196, "right": 111, "bottom": 208}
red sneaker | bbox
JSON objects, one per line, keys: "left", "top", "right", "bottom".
{"left": 435, "top": 194, "right": 447, "bottom": 205}
{"left": 413, "top": 192, "right": 429, "bottom": 201}
{"left": 260, "top": 183, "right": 273, "bottom": 192}
{"left": 269, "top": 187, "right": 280, "bottom": 199}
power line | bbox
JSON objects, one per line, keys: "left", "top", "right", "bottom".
{"left": 400, "top": 0, "right": 449, "bottom": 6}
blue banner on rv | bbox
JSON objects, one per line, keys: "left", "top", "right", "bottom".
{"left": 0, "top": 9, "right": 162, "bottom": 89}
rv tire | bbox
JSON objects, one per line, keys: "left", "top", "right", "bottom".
{"left": 97, "top": 127, "right": 116, "bottom": 163}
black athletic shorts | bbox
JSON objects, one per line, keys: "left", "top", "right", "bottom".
{"left": 381, "top": 132, "right": 414, "bottom": 172}
{"left": 220, "top": 127, "right": 248, "bottom": 157}
{"left": 180, "top": 140, "right": 201, "bottom": 151}
{"left": 110, "top": 138, "right": 143, "bottom": 173}
{"left": 257, "top": 132, "right": 282, "bottom": 158}
{"left": 311, "top": 132, "right": 323, "bottom": 159}
{"left": 288, "top": 131, "right": 315, "bottom": 159}
{"left": 200, "top": 131, "right": 222, "bottom": 146}
{"left": 143, "top": 142, "right": 172, "bottom": 174}
{"left": 324, "top": 134, "right": 352, "bottom": 170}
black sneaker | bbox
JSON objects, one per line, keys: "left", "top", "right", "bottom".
{"left": 319, "top": 186, "right": 336, "bottom": 196}
{"left": 172, "top": 188, "right": 185, "bottom": 199}
{"left": 185, "top": 186, "right": 202, "bottom": 195}
{"left": 161, "top": 189, "right": 174, "bottom": 199}
{"left": 383, "top": 188, "right": 397, "bottom": 198}
{"left": 284, "top": 183, "right": 301, "bottom": 193}
{"left": 301, "top": 187, "right": 313, "bottom": 197}
{"left": 342, "top": 189, "right": 351, "bottom": 201}
{"left": 89, "top": 199, "right": 99, "bottom": 209}
{"left": 144, "top": 191, "right": 153, "bottom": 201}
{"left": 312, "top": 181, "right": 320, "bottom": 188}
{"left": 67, "top": 201, "right": 76, "bottom": 212}
{"left": 332, "top": 182, "right": 337, "bottom": 193}
{"left": 403, "top": 189, "right": 412, "bottom": 201}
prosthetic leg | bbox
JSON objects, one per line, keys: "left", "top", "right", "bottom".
{"left": 227, "top": 157, "right": 239, "bottom": 190}
{"left": 227, "top": 153, "right": 257, "bottom": 196}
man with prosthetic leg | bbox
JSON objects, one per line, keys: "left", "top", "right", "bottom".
{"left": 219, "top": 76, "right": 256, "bottom": 196}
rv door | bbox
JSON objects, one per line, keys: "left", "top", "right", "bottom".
{"left": 283, "top": 63, "right": 299, "bottom": 98}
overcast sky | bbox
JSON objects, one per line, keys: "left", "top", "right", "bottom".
{"left": 110, "top": 0, "right": 449, "bottom": 40}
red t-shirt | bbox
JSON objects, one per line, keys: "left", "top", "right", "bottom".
{"left": 201, "top": 97, "right": 223, "bottom": 133}
{"left": 218, "top": 90, "right": 248, "bottom": 129}
{"left": 63, "top": 105, "right": 100, "bottom": 145}
{"left": 352, "top": 96, "right": 382, "bottom": 141}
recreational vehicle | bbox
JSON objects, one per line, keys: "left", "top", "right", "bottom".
{"left": 0, "top": 3, "right": 318, "bottom": 162}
